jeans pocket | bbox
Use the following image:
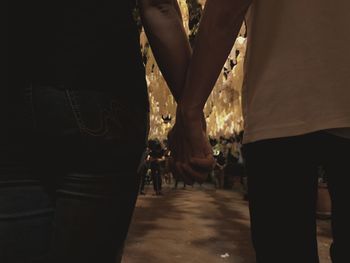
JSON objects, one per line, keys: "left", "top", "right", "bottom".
{"left": 65, "top": 89, "right": 148, "bottom": 147}
{"left": 31, "top": 84, "right": 78, "bottom": 136}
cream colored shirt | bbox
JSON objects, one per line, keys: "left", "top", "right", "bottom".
{"left": 327, "top": 128, "right": 350, "bottom": 139}
{"left": 242, "top": 0, "right": 350, "bottom": 144}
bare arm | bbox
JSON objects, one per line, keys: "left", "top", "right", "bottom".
{"left": 170, "top": 0, "right": 252, "bottom": 181}
{"left": 172, "top": 0, "right": 183, "bottom": 19}
{"left": 180, "top": 0, "right": 252, "bottom": 115}
{"left": 139, "top": 0, "right": 191, "bottom": 102}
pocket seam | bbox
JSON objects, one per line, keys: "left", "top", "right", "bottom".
{"left": 65, "top": 90, "right": 113, "bottom": 137}
{"left": 65, "top": 89, "right": 87, "bottom": 134}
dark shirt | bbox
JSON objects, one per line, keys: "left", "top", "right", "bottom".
{"left": 217, "top": 153, "right": 226, "bottom": 166}
{"left": 149, "top": 148, "right": 164, "bottom": 170}
{"left": 9, "top": 0, "right": 147, "bottom": 104}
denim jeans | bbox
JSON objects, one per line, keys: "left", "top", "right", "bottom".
{"left": 0, "top": 83, "right": 149, "bottom": 263}
{"left": 245, "top": 132, "right": 350, "bottom": 263}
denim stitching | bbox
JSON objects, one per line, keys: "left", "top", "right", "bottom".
{"left": 65, "top": 90, "right": 115, "bottom": 137}
{"left": 65, "top": 90, "right": 146, "bottom": 140}
{"left": 65, "top": 89, "right": 88, "bottom": 133}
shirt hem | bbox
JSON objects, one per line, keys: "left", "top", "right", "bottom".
{"left": 243, "top": 117, "right": 350, "bottom": 144}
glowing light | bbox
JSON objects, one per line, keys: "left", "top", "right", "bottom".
{"left": 142, "top": 0, "right": 246, "bottom": 139}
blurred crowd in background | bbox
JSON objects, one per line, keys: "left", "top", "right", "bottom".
{"left": 138, "top": 131, "right": 247, "bottom": 199}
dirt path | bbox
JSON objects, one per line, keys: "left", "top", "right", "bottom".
{"left": 123, "top": 184, "right": 332, "bottom": 263}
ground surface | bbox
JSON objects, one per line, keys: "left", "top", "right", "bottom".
{"left": 123, "top": 184, "right": 332, "bottom": 263}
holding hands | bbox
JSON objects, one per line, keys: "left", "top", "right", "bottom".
{"left": 140, "top": 0, "right": 249, "bottom": 185}
{"left": 168, "top": 106, "right": 215, "bottom": 185}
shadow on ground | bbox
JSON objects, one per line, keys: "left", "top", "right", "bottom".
{"left": 123, "top": 185, "right": 255, "bottom": 263}
{"left": 123, "top": 184, "right": 332, "bottom": 263}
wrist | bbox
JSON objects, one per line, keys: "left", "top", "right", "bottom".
{"left": 178, "top": 103, "right": 203, "bottom": 122}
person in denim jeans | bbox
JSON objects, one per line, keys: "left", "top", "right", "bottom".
{"left": 5, "top": 0, "right": 191, "bottom": 262}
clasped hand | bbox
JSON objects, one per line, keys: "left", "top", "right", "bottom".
{"left": 168, "top": 107, "right": 215, "bottom": 185}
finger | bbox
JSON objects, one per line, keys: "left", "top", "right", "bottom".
{"left": 172, "top": 165, "right": 183, "bottom": 181}
{"left": 175, "top": 162, "right": 194, "bottom": 185}
{"left": 204, "top": 143, "right": 213, "bottom": 156}
{"left": 182, "top": 174, "right": 195, "bottom": 186}
{"left": 169, "top": 157, "right": 177, "bottom": 174}
{"left": 175, "top": 161, "right": 186, "bottom": 178}
{"left": 182, "top": 163, "right": 208, "bottom": 183}
{"left": 190, "top": 157, "right": 215, "bottom": 170}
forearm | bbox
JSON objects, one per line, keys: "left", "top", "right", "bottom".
{"left": 173, "top": 0, "right": 183, "bottom": 19}
{"left": 139, "top": 0, "right": 191, "bottom": 103}
{"left": 180, "top": 0, "right": 252, "bottom": 115}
